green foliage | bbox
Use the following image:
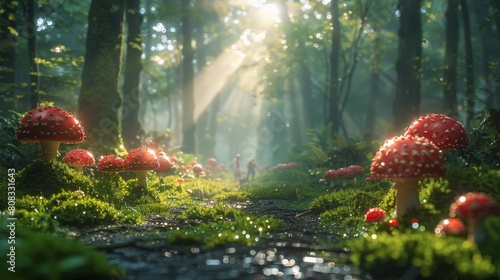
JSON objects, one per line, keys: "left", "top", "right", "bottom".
{"left": 168, "top": 214, "right": 285, "bottom": 248}
{"left": 348, "top": 231, "right": 496, "bottom": 279}
{"left": 181, "top": 202, "right": 239, "bottom": 221}
{"left": 15, "top": 160, "right": 94, "bottom": 198}
{"left": 0, "top": 113, "right": 39, "bottom": 170}
{"left": 0, "top": 218, "right": 123, "bottom": 280}
{"left": 48, "top": 191, "right": 121, "bottom": 227}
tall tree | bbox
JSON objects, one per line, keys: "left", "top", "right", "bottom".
{"left": 393, "top": 0, "right": 422, "bottom": 131}
{"left": 25, "top": 0, "right": 39, "bottom": 108}
{"left": 78, "top": 0, "right": 126, "bottom": 155}
{"left": 461, "top": 0, "right": 475, "bottom": 125}
{"left": 181, "top": 0, "right": 196, "bottom": 154}
{"left": 442, "top": 0, "right": 459, "bottom": 118}
{"left": 122, "top": 0, "right": 143, "bottom": 150}
{"left": 329, "top": 0, "right": 341, "bottom": 134}
{"left": 0, "top": 0, "right": 18, "bottom": 116}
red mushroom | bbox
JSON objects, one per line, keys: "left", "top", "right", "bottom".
{"left": 449, "top": 192, "right": 499, "bottom": 243}
{"left": 63, "top": 149, "right": 95, "bottom": 172}
{"left": 434, "top": 218, "right": 466, "bottom": 236}
{"left": 97, "top": 155, "right": 125, "bottom": 172}
{"left": 370, "top": 136, "right": 446, "bottom": 215}
{"left": 206, "top": 157, "right": 217, "bottom": 168}
{"left": 155, "top": 152, "right": 172, "bottom": 174}
{"left": 16, "top": 105, "right": 85, "bottom": 162}
{"left": 192, "top": 164, "right": 203, "bottom": 176}
{"left": 364, "top": 207, "right": 386, "bottom": 223}
{"left": 403, "top": 114, "right": 468, "bottom": 150}
{"left": 124, "top": 147, "right": 159, "bottom": 188}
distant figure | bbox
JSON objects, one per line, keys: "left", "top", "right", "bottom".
{"left": 246, "top": 158, "right": 258, "bottom": 181}
{"left": 233, "top": 154, "right": 241, "bottom": 182}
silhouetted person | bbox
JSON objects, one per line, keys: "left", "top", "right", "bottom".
{"left": 246, "top": 158, "right": 257, "bottom": 181}
{"left": 233, "top": 154, "right": 241, "bottom": 182}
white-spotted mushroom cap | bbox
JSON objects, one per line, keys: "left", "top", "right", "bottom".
{"left": 449, "top": 192, "right": 498, "bottom": 220}
{"left": 63, "top": 149, "right": 95, "bottom": 167}
{"left": 435, "top": 218, "right": 466, "bottom": 236}
{"left": 155, "top": 152, "right": 172, "bottom": 173}
{"left": 16, "top": 105, "right": 85, "bottom": 144}
{"left": 370, "top": 136, "right": 446, "bottom": 179}
{"left": 124, "top": 147, "right": 159, "bottom": 171}
{"left": 403, "top": 113, "right": 468, "bottom": 150}
{"left": 98, "top": 155, "right": 125, "bottom": 172}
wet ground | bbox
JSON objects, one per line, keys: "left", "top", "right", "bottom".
{"left": 78, "top": 200, "right": 368, "bottom": 280}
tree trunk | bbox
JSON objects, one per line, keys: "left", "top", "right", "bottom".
{"left": 122, "top": 0, "right": 143, "bottom": 150}
{"left": 442, "top": 0, "right": 459, "bottom": 118}
{"left": 78, "top": 0, "right": 126, "bottom": 155}
{"left": 461, "top": 0, "right": 475, "bottom": 126}
{"left": 25, "top": 0, "right": 39, "bottom": 108}
{"left": 329, "top": 0, "right": 341, "bottom": 134}
{"left": 393, "top": 0, "right": 422, "bottom": 131}
{"left": 181, "top": 0, "right": 196, "bottom": 154}
{"left": 0, "top": 1, "right": 18, "bottom": 116}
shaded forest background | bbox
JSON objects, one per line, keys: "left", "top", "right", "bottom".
{"left": 0, "top": 0, "right": 499, "bottom": 166}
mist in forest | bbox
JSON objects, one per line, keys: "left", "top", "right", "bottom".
{"left": 0, "top": 0, "right": 499, "bottom": 165}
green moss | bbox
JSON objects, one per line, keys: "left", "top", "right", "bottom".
{"left": 168, "top": 214, "right": 285, "bottom": 248}
{"left": 348, "top": 231, "right": 496, "bottom": 279}
{"left": 15, "top": 160, "right": 94, "bottom": 197}
{"left": 48, "top": 191, "right": 121, "bottom": 227}
{"left": 0, "top": 218, "right": 123, "bottom": 280}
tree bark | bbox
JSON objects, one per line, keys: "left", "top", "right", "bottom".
{"left": 78, "top": 0, "right": 126, "bottom": 155}
{"left": 0, "top": 0, "right": 18, "bottom": 116}
{"left": 442, "top": 0, "right": 459, "bottom": 118}
{"left": 461, "top": 0, "right": 475, "bottom": 126}
{"left": 329, "top": 0, "right": 341, "bottom": 134}
{"left": 393, "top": 0, "right": 422, "bottom": 131}
{"left": 122, "top": 0, "right": 143, "bottom": 150}
{"left": 181, "top": 0, "right": 196, "bottom": 154}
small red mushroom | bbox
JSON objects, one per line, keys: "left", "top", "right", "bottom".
{"left": 449, "top": 192, "right": 499, "bottom": 243}
{"left": 364, "top": 208, "right": 386, "bottom": 223}
{"left": 124, "top": 147, "right": 159, "bottom": 187}
{"left": 206, "top": 157, "right": 217, "bottom": 168}
{"left": 155, "top": 152, "right": 172, "bottom": 174}
{"left": 403, "top": 113, "right": 468, "bottom": 150}
{"left": 192, "top": 164, "right": 203, "bottom": 175}
{"left": 370, "top": 136, "right": 446, "bottom": 215}
{"left": 63, "top": 149, "right": 95, "bottom": 172}
{"left": 435, "top": 218, "right": 466, "bottom": 236}
{"left": 16, "top": 105, "right": 85, "bottom": 162}
{"left": 97, "top": 155, "right": 125, "bottom": 172}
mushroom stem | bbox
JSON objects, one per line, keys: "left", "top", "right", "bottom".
{"left": 394, "top": 178, "right": 420, "bottom": 216}
{"left": 39, "top": 140, "right": 61, "bottom": 162}
{"left": 135, "top": 170, "right": 148, "bottom": 188}
{"left": 72, "top": 164, "right": 84, "bottom": 172}
{"left": 467, "top": 218, "right": 487, "bottom": 243}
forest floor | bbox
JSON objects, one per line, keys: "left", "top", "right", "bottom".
{"left": 79, "top": 199, "right": 367, "bottom": 280}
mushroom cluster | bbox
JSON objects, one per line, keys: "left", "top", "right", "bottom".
{"left": 16, "top": 105, "right": 86, "bottom": 162}
{"left": 324, "top": 165, "right": 364, "bottom": 180}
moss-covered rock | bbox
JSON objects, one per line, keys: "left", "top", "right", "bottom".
{"left": 0, "top": 218, "right": 123, "bottom": 280}
{"left": 348, "top": 231, "right": 496, "bottom": 279}
{"left": 48, "top": 191, "right": 120, "bottom": 227}
{"left": 15, "top": 160, "right": 94, "bottom": 197}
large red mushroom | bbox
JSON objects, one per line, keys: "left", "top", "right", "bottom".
{"left": 403, "top": 113, "right": 468, "bottom": 150}
{"left": 124, "top": 147, "right": 159, "bottom": 188}
{"left": 434, "top": 218, "right": 466, "bottom": 236}
{"left": 63, "top": 149, "right": 95, "bottom": 172}
{"left": 449, "top": 192, "right": 498, "bottom": 243}
{"left": 16, "top": 105, "right": 85, "bottom": 161}
{"left": 370, "top": 136, "right": 446, "bottom": 215}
